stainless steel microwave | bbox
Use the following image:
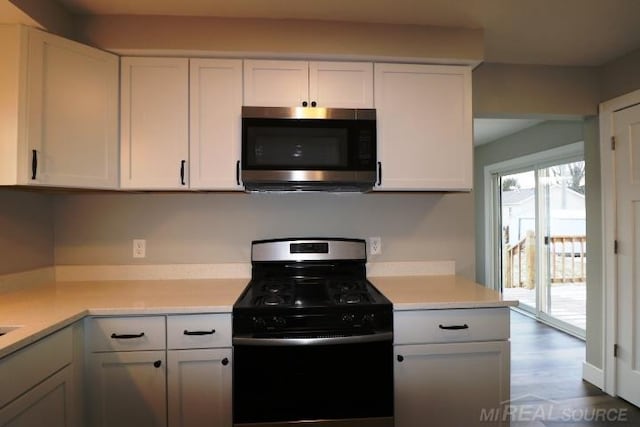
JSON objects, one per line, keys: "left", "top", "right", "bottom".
{"left": 241, "top": 106, "right": 377, "bottom": 192}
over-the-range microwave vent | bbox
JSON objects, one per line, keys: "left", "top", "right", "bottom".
{"left": 243, "top": 181, "right": 374, "bottom": 194}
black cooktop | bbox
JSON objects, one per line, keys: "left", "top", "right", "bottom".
{"left": 232, "top": 238, "right": 392, "bottom": 338}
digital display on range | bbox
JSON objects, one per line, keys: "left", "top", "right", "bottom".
{"left": 290, "top": 242, "right": 329, "bottom": 254}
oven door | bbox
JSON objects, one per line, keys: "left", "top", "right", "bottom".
{"left": 233, "top": 337, "right": 393, "bottom": 426}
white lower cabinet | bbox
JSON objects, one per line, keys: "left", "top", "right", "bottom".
{"left": 0, "top": 325, "right": 82, "bottom": 427}
{"left": 0, "top": 365, "right": 74, "bottom": 427}
{"left": 167, "top": 349, "right": 232, "bottom": 427}
{"left": 393, "top": 308, "right": 510, "bottom": 427}
{"left": 88, "top": 351, "right": 167, "bottom": 427}
{"left": 86, "top": 314, "right": 232, "bottom": 427}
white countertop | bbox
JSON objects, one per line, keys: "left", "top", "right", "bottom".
{"left": 370, "top": 275, "right": 518, "bottom": 310}
{"left": 0, "top": 274, "right": 516, "bottom": 359}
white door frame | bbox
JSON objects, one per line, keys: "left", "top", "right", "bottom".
{"left": 599, "top": 88, "right": 640, "bottom": 395}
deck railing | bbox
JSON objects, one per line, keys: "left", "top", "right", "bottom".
{"left": 504, "top": 233, "right": 586, "bottom": 288}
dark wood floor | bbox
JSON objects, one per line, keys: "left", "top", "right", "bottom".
{"left": 510, "top": 310, "right": 640, "bottom": 426}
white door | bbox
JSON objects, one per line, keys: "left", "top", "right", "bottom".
{"left": 308, "top": 61, "right": 373, "bottom": 108}
{"left": 167, "top": 349, "right": 232, "bottom": 427}
{"left": 373, "top": 63, "right": 472, "bottom": 191}
{"left": 243, "top": 60, "right": 309, "bottom": 107}
{"left": 26, "top": 29, "right": 119, "bottom": 188}
{"left": 88, "top": 351, "right": 167, "bottom": 427}
{"left": 614, "top": 102, "right": 640, "bottom": 406}
{"left": 189, "top": 59, "right": 243, "bottom": 190}
{"left": 120, "top": 57, "right": 189, "bottom": 189}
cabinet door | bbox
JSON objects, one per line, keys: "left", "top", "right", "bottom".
{"left": 243, "top": 60, "right": 309, "bottom": 107}
{"left": 0, "top": 366, "right": 73, "bottom": 427}
{"left": 374, "top": 63, "right": 472, "bottom": 191}
{"left": 309, "top": 61, "right": 373, "bottom": 108}
{"left": 167, "top": 349, "right": 232, "bottom": 427}
{"left": 190, "top": 59, "right": 243, "bottom": 190}
{"left": 88, "top": 351, "right": 166, "bottom": 427}
{"left": 121, "top": 57, "right": 189, "bottom": 189}
{"left": 25, "top": 28, "right": 118, "bottom": 188}
{"left": 394, "top": 341, "right": 510, "bottom": 427}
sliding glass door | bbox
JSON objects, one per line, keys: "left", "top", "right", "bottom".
{"left": 499, "top": 159, "right": 586, "bottom": 337}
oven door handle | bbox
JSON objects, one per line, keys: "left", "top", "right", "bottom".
{"left": 233, "top": 331, "right": 392, "bottom": 346}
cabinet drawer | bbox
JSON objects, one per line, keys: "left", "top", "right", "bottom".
{"left": 0, "top": 327, "right": 72, "bottom": 408}
{"left": 394, "top": 308, "right": 509, "bottom": 344}
{"left": 167, "top": 314, "right": 231, "bottom": 349}
{"left": 87, "top": 316, "right": 166, "bottom": 352}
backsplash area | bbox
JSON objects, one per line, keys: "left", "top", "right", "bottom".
{"left": 0, "top": 189, "right": 54, "bottom": 275}
{"left": 53, "top": 192, "right": 475, "bottom": 279}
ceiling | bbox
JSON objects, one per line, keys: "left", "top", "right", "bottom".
{"left": 55, "top": 0, "right": 640, "bottom": 67}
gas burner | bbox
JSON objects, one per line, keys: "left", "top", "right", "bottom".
{"left": 255, "top": 294, "right": 288, "bottom": 306}
{"left": 331, "top": 280, "right": 364, "bottom": 292}
{"left": 263, "top": 281, "right": 289, "bottom": 293}
{"left": 338, "top": 292, "right": 371, "bottom": 305}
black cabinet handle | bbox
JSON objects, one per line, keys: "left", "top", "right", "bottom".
{"left": 377, "top": 162, "right": 382, "bottom": 186}
{"left": 180, "top": 160, "right": 186, "bottom": 185}
{"left": 397, "top": 355, "right": 404, "bottom": 362}
{"left": 183, "top": 329, "right": 216, "bottom": 336}
{"left": 31, "top": 150, "right": 38, "bottom": 180}
{"left": 302, "top": 101, "right": 308, "bottom": 107}
{"left": 153, "top": 360, "right": 162, "bottom": 368}
{"left": 110, "top": 332, "right": 145, "bottom": 339}
{"left": 221, "top": 357, "right": 229, "bottom": 366}
{"left": 311, "top": 101, "right": 317, "bottom": 107}
{"left": 236, "top": 160, "right": 241, "bottom": 186}
{"left": 438, "top": 324, "right": 469, "bottom": 330}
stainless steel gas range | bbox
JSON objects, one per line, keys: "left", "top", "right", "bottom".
{"left": 232, "top": 238, "right": 394, "bottom": 427}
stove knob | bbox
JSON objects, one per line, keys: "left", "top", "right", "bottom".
{"left": 362, "top": 314, "right": 375, "bottom": 326}
{"left": 252, "top": 317, "right": 267, "bottom": 330}
{"left": 341, "top": 313, "right": 355, "bottom": 324}
{"left": 272, "top": 316, "right": 286, "bottom": 327}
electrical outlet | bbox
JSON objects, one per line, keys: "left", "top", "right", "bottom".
{"left": 133, "top": 239, "right": 146, "bottom": 258}
{"left": 369, "top": 237, "right": 382, "bottom": 255}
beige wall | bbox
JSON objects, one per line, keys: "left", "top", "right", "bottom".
{"left": 600, "top": 47, "right": 640, "bottom": 102}
{"left": 73, "top": 15, "right": 483, "bottom": 64}
{"left": 0, "top": 188, "right": 54, "bottom": 275}
{"left": 8, "top": 0, "right": 73, "bottom": 37}
{"left": 473, "top": 63, "right": 600, "bottom": 118}
{"left": 53, "top": 192, "right": 476, "bottom": 279}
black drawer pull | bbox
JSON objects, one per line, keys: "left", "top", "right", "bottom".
{"left": 438, "top": 324, "right": 469, "bottom": 330}
{"left": 221, "top": 357, "right": 229, "bottom": 366}
{"left": 110, "top": 332, "right": 145, "bottom": 339}
{"left": 236, "top": 160, "right": 241, "bottom": 186}
{"left": 397, "top": 355, "right": 404, "bottom": 362}
{"left": 183, "top": 329, "right": 216, "bottom": 336}
{"left": 153, "top": 360, "right": 162, "bottom": 368}
{"left": 377, "top": 161, "right": 382, "bottom": 186}
{"left": 31, "top": 150, "right": 38, "bottom": 180}
{"left": 180, "top": 160, "right": 186, "bottom": 185}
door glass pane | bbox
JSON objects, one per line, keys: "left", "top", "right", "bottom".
{"left": 540, "top": 161, "right": 586, "bottom": 331}
{"left": 501, "top": 170, "right": 537, "bottom": 311}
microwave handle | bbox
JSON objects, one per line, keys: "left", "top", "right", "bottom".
{"left": 236, "top": 160, "right": 241, "bottom": 186}
{"left": 377, "top": 161, "right": 382, "bottom": 186}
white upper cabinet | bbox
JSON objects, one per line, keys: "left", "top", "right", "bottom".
{"left": 120, "top": 57, "right": 190, "bottom": 190}
{"left": 0, "top": 25, "right": 119, "bottom": 189}
{"left": 243, "top": 60, "right": 374, "bottom": 108}
{"left": 374, "top": 63, "right": 472, "bottom": 191}
{"left": 121, "top": 57, "right": 243, "bottom": 191}
{"left": 308, "top": 61, "right": 374, "bottom": 108}
{"left": 190, "top": 59, "right": 243, "bottom": 190}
